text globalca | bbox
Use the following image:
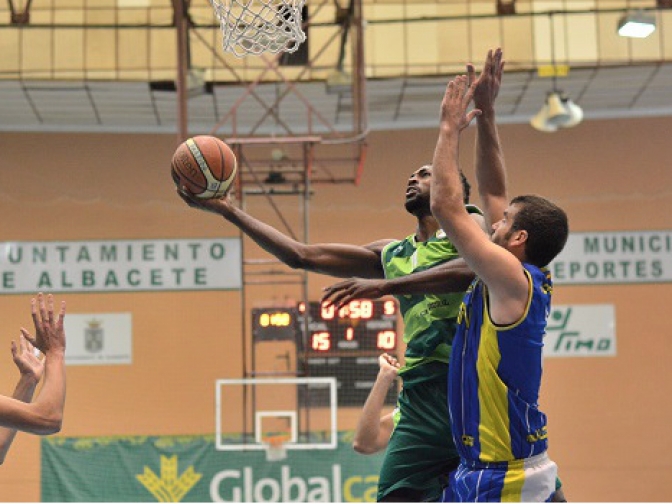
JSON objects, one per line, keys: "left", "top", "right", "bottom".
{"left": 209, "top": 465, "right": 379, "bottom": 502}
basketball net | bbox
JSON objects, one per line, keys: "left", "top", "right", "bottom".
{"left": 263, "top": 434, "right": 289, "bottom": 462}
{"left": 209, "top": 0, "right": 306, "bottom": 57}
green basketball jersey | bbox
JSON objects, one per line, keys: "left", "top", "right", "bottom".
{"left": 381, "top": 206, "right": 481, "bottom": 387}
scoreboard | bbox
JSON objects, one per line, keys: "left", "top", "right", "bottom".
{"left": 251, "top": 299, "right": 399, "bottom": 406}
{"left": 303, "top": 299, "right": 398, "bottom": 354}
{"left": 302, "top": 299, "right": 398, "bottom": 406}
{"left": 252, "top": 307, "right": 300, "bottom": 342}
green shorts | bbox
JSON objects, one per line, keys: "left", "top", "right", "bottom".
{"left": 377, "top": 375, "right": 459, "bottom": 502}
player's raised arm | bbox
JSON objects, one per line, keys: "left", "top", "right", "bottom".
{"left": 353, "top": 353, "right": 399, "bottom": 455}
{"left": 472, "top": 48, "right": 508, "bottom": 230}
{"left": 171, "top": 136, "right": 386, "bottom": 278}
{"left": 429, "top": 75, "right": 485, "bottom": 244}
{"left": 0, "top": 335, "right": 44, "bottom": 464}
{"left": 0, "top": 293, "right": 66, "bottom": 436}
{"left": 430, "top": 76, "right": 529, "bottom": 323}
{"left": 177, "top": 190, "right": 388, "bottom": 279}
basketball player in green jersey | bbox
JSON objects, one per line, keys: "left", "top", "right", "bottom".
{"left": 316, "top": 179, "right": 483, "bottom": 502}
{"left": 179, "top": 165, "right": 482, "bottom": 501}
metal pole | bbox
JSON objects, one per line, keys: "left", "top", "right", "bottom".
{"left": 172, "top": 0, "right": 189, "bottom": 143}
{"left": 352, "top": 0, "right": 367, "bottom": 136}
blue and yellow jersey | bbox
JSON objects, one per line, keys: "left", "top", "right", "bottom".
{"left": 381, "top": 205, "right": 481, "bottom": 387}
{"left": 449, "top": 264, "right": 553, "bottom": 463}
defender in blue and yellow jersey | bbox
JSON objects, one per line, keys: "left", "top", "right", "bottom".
{"left": 428, "top": 49, "right": 569, "bottom": 502}
{"left": 446, "top": 265, "right": 558, "bottom": 501}
{"left": 450, "top": 265, "right": 551, "bottom": 463}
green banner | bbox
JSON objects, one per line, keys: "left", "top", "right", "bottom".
{"left": 41, "top": 433, "right": 384, "bottom": 502}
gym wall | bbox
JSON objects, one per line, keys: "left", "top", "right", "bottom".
{"left": 0, "top": 115, "right": 669, "bottom": 501}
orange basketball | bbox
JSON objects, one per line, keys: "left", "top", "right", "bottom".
{"left": 171, "top": 135, "right": 237, "bottom": 199}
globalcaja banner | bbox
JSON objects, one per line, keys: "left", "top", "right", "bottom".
{"left": 41, "top": 434, "right": 384, "bottom": 502}
{"left": 0, "top": 238, "right": 242, "bottom": 293}
{"left": 550, "top": 230, "right": 671, "bottom": 284}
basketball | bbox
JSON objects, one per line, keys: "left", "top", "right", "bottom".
{"left": 171, "top": 135, "right": 237, "bottom": 199}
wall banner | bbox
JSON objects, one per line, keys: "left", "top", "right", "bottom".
{"left": 544, "top": 304, "right": 616, "bottom": 358}
{"left": 41, "top": 434, "right": 384, "bottom": 502}
{"left": 0, "top": 238, "right": 241, "bottom": 294}
{"left": 551, "top": 230, "right": 672, "bottom": 285}
{"left": 64, "top": 313, "right": 133, "bottom": 366}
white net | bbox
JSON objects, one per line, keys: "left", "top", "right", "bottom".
{"left": 210, "top": 0, "right": 307, "bottom": 57}
{"left": 264, "top": 436, "right": 289, "bottom": 462}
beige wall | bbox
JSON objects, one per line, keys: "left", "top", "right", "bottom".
{"left": 0, "top": 116, "right": 670, "bottom": 501}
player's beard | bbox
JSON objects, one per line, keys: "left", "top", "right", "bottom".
{"left": 492, "top": 228, "right": 513, "bottom": 247}
{"left": 404, "top": 193, "right": 430, "bottom": 217}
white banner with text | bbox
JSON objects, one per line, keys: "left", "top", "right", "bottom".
{"left": 551, "top": 230, "right": 671, "bottom": 285}
{"left": 544, "top": 304, "right": 616, "bottom": 358}
{"left": 0, "top": 238, "right": 242, "bottom": 294}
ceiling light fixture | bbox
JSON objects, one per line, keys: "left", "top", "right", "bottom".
{"left": 530, "top": 91, "right": 584, "bottom": 132}
{"left": 530, "top": 13, "right": 584, "bottom": 132}
{"left": 617, "top": 11, "right": 656, "bottom": 38}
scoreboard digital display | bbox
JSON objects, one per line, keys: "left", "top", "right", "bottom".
{"left": 301, "top": 299, "right": 398, "bottom": 406}
{"left": 251, "top": 299, "right": 399, "bottom": 407}
{"left": 251, "top": 307, "right": 299, "bottom": 341}
{"left": 302, "top": 299, "right": 398, "bottom": 354}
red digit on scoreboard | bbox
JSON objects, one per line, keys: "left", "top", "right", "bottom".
{"left": 377, "top": 330, "right": 396, "bottom": 350}
{"left": 345, "top": 300, "right": 374, "bottom": 319}
{"left": 311, "top": 331, "right": 332, "bottom": 351}
{"left": 320, "top": 303, "right": 335, "bottom": 320}
{"left": 359, "top": 300, "right": 373, "bottom": 319}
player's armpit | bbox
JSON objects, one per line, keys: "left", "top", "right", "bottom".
{"left": 362, "top": 239, "right": 396, "bottom": 256}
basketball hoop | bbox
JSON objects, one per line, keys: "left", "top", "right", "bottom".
{"left": 263, "top": 434, "right": 289, "bottom": 462}
{"left": 209, "top": 0, "right": 307, "bottom": 57}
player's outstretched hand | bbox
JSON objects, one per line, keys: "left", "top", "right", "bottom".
{"left": 176, "top": 187, "right": 235, "bottom": 216}
{"left": 321, "top": 278, "right": 387, "bottom": 310}
{"left": 469, "top": 48, "right": 505, "bottom": 112}
{"left": 440, "top": 75, "right": 481, "bottom": 132}
{"left": 11, "top": 334, "right": 44, "bottom": 384}
{"left": 20, "top": 293, "right": 66, "bottom": 357}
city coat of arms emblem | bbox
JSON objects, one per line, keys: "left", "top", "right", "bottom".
{"left": 85, "top": 320, "right": 104, "bottom": 353}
